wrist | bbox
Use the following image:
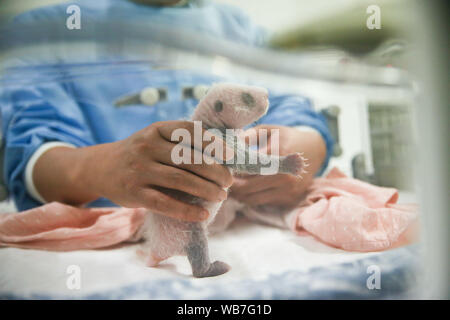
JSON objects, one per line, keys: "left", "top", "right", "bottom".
{"left": 68, "top": 144, "right": 107, "bottom": 203}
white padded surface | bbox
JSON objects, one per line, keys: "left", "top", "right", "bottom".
{"left": 0, "top": 191, "right": 416, "bottom": 298}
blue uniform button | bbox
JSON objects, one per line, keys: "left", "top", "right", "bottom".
{"left": 140, "top": 87, "right": 160, "bottom": 106}
{"left": 114, "top": 87, "right": 168, "bottom": 107}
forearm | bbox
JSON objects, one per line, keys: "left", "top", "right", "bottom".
{"left": 283, "top": 127, "right": 327, "bottom": 178}
{"left": 32, "top": 144, "right": 109, "bottom": 205}
{"left": 256, "top": 124, "right": 327, "bottom": 177}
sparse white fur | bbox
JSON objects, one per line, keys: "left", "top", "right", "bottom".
{"left": 139, "top": 83, "right": 269, "bottom": 273}
{"left": 139, "top": 83, "right": 303, "bottom": 277}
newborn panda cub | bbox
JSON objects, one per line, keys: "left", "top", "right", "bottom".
{"left": 140, "top": 83, "right": 304, "bottom": 278}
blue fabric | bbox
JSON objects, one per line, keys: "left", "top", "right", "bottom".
{"left": 0, "top": 245, "right": 420, "bottom": 299}
{"left": 0, "top": 0, "right": 333, "bottom": 211}
{"left": 11, "top": 0, "right": 267, "bottom": 48}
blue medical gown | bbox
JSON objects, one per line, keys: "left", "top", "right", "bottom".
{"left": 0, "top": 0, "right": 333, "bottom": 211}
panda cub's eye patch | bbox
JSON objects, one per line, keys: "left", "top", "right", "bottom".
{"left": 214, "top": 100, "right": 223, "bottom": 112}
{"left": 241, "top": 92, "right": 255, "bottom": 107}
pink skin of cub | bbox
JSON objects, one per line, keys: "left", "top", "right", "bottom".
{"left": 139, "top": 83, "right": 304, "bottom": 277}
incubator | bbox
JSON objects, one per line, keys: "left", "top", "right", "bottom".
{"left": 0, "top": 0, "right": 447, "bottom": 299}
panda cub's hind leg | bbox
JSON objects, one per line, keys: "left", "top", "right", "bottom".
{"left": 185, "top": 222, "right": 230, "bottom": 278}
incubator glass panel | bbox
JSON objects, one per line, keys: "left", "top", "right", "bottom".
{"left": 0, "top": 0, "right": 447, "bottom": 299}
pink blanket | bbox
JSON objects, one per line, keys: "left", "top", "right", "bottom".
{"left": 0, "top": 168, "right": 418, "bottom": 252}
{"left": 0, "top": 203, "right": 146, "bottom": 251}
{"left": 286, "top": 168, "right": 419, "bottom": 251}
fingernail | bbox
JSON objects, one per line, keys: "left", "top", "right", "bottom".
{"left": 219, "top": 190, "right": 228, "bottom": 201}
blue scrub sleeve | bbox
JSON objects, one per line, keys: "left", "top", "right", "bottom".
{"left": 255, "top": 93, "right": 334, "bottom": 176}
{"left": 1, "top": 83, "right": 96, "bottom": 211}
